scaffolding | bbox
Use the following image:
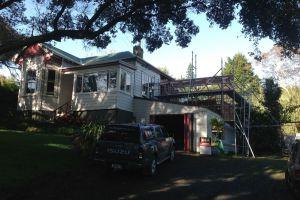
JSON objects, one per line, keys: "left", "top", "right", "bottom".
{"left": 157, "top": 73, "right": 255, "bottom": 157}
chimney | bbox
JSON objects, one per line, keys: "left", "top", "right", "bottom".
{"left": 133, "top": 43, "right": 143, "bottom": 58}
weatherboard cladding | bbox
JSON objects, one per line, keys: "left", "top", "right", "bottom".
{"left": 20, "top": 44, "right": 172, "bottom": 113}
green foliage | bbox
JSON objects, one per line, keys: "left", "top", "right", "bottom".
{"left": 263, "top": 78, "right": 282, "bottom": 121}
{"left": 250, "top": 78, "right": 283, "bottom": 154}
{"left": 0, "top": 75, "right": 19, "bottom": 127}
{"left": 210, "top": 117, "right": 224, "bottom": 144}
{"left": 73, "top": 122, "right": 105, "bottom": 157}
{"left": 158, "top": 66, "right": 170, "bottom": 75}
{"left": 280, "top": 86, "right": 300, "bottom": 134}
{"left": 224, "top": 53, "right": 261, "bottom": 97}
{"left": 2, "top": 1, "right": 298, "bottom": 56}
{"left": 186, "top": 63, "right": 195, "bottom": 79}
{"left": 210, "top": 118, "right": 224, "bottom": 132}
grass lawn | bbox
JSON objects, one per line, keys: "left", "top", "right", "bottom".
{"left": 0, "top": 130, "right": 81, "bottom": 188}
{"left": 0, "top": 129, "right": 292, "bottom": 200}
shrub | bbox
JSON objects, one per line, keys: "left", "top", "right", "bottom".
{"left": 25, "top": 126, "right": 41, "bottom": 133}
{"left": 56, "top": 127, "right": 75, "bottom": 135}
{"left": 73, "top": 122, "right": 105, "bottom": 157}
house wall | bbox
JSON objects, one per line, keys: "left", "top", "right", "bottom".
{"left": 71, "top": 65, "right": 135, "bottom": 112}
{"left": 133, "top": 98, "right": 221, "bottom": 152}
{"left": 73, "top": 108, "right": 133, "bottom": 123}
{"left": 223, "top": 123, "right": 235, "bottom": 153}
{"left": 133, "top": 61, "right": 161, "bottom": 98}
{"left": 18, "top": 56, "right": 61, "bottom": 112}
{"left": 133, "top": 98, "right": 234, "bottom": 153}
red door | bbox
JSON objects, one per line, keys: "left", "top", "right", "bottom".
{"left": 184, "top": 114, "right": 193, "bottom": 152}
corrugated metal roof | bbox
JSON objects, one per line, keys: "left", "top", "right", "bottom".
{"left": 43, "top": 43, "right": 136, "bottom": 66}
{"left": 42, "top": 43, "right": 175, "bottom": 81}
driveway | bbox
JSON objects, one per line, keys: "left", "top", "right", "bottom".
{"left": 2, "top": 151, "right": 294, "bottom": 200}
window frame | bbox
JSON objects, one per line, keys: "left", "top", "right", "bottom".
{"left": 75, "top": 75, "right": 83, "bottom": 93}
{"left": 46, "top": 69, "right": 56, "bottom": 95}
{"left": 108, "top": 71, "right": 117, "bottom": 91}
{"left": 75, "top": 70, "right": 118, "bottom": 94}
{"left": 142, "top": 73, "right": 150, "bottom": 97}
{"left": 120, "top": 69, "right": 132, "bottom": 95}
{"left": 25, "top": 69, "right": 37, "bottom": 94}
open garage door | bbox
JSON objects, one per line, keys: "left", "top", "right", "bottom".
{"left": 150, "top": 114, "right": 193, "bottom": 151}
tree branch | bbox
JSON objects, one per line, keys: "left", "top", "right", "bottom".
{"left": 0, "top": 0, "right": 19, "bottom": 10}
{"left": 85, "top": 0, "right": 115, "bottom": 30}
{"left": 0, "top": 0, "right": 151, "bottom": 54}
{"left": 0, "top": 30, "right": 95, "bottom": 54}
{"left": 53, "top": 3, "right": 68, "bottom": 31}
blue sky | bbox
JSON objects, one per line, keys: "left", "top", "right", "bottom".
{"left": 0, "top": 12, "right": 274, "bottom": 79}
{"left": 54, "top": 13, "right": 274, "bottom": 79}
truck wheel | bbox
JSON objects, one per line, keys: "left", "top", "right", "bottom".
{"left": 105, "top": 164, "right": 113, "bottom": 174}
{"left": 144, "top": 158, "right": 157, "bottom": 176}
{"left": 169, "top": 147, "right": 175, "bottom": 162}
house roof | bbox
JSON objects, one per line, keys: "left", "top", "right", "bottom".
{"left": 42, "top": 43, "right": 174, "bottom": 81}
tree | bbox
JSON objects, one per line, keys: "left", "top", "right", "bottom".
{"left": 250, "top": 78, "right": 283, "bottom": 154}
{"left": 0, "top": 75, "right": 19, "bottom": 127}
{"left": 263, "top": 78, "right": 282, "bottom": 122}
{"left": 186, "top": 63, "right": 194, "bottom": 79}
{"left": 280, "top": 86, "right": 300, "bottom": 134}
{"left": 0, "top": 0, "right": 299, "bottom": 57}
{"left": 263, "top": 78, "right": 282, "bottom": 151}
{"left": 158, "top": 66, "right": 170, "bottom": 75}
{"left": 223, "top": 53, "right": 261, "bottom": 99}
{"left": 257, "top": 46, "right": 300, "bottom": 86}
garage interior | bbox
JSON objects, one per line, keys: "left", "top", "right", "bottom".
{"left": 150, "top": 114, "right": 194, "bottom": 151}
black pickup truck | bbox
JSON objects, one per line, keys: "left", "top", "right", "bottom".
{"left": 93, "top": 124, "right": 175, "bottom": 175}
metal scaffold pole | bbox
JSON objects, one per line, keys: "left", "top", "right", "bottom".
{"left": 232, "top": 66, "right": 237, "bottom": 156}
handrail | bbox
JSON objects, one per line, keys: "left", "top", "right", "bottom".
{"left": 53, "top": 100, "right": 72, "bottom": 120}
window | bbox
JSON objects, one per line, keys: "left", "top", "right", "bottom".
{"left": 96, "top": 72, "right": 107, "bottom": 91}
{"left": 142, "top": 73, "right": 150, "bottom": 97}
{"left": 46, "top": 70, "right": 55, "bottom": 95}
{"left": 120, "top": 71, "right": 126, "bottom": 91}
{"left": 108, "top": 71, "right": 117, "bottom": 90}
{"left": 101, "top": 126, "right": 141, "bottom": 143}
{"left": 83, "top": 73, "right": 97, "bottom": 92}
{"left": 143, "top": 128, "right": 154, "bottom": 141}
{"left": 26, "top": 70, "right": 37, "bottom": 93}
{"left": 76, "top": 71, "right": 117, "bottom": 93}
{"left": 125, "top": 72, "right": 132, "bottom": 93}
{"left": 149, "top": 76, "right": 156, "bottom": 97}
{"left": 153, "top": 127, "right": 163, "bottom": 138}
{"left": 120, "top": 70, "right": 132, "bottom": 93}
{"left": 75, "top": 75, "right": 82, "bottom": 92}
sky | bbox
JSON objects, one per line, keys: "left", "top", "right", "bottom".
{"left": 53, "top": 13, "right": 274, "bottom": 79}
{"left": 0, "top": 13, "right": 275, "bottom": 79}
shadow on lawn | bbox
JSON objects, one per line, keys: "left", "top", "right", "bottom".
{"left": 1, "top": 152, "right": 293, "bottom": 200}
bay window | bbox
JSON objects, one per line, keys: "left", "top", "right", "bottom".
{"left": 120, "top": 70, "right": 132, "bottom": 93}
{"left": 75, "top": 70, "right": 117, "bottom": 93}
{"left": 142, "top": 73, "right": 150, "bottom": 97}
{"left": 26, "top": 70, "right": 37, "bottom": 94}
{"left": 75, "top": 75, "right": 82, "bottom": 93}
{"left": 46, "top": 69, "right": 55, "bottom": 95}
{"left": 83, "top": 73, "right": 97, "bottom": 92}
{"left": 108, "top": 71, "right": 117, "bottom": 90}
{"left": 96, "top": 72, "right": 108, "bottom": 91}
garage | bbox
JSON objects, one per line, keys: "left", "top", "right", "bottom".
{"left": 150, "top": 114, "right": 194, "bottom": 151}
{"left": 133, "top": 98, "right": 230, "bottom": 153}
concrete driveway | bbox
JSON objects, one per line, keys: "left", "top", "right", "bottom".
{"left": 3, "top": 152, "right": 294, "bottom": 200}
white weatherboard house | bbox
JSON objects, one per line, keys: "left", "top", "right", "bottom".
{"left": 18, "top": 44, "right": 234, "bottom": 153}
